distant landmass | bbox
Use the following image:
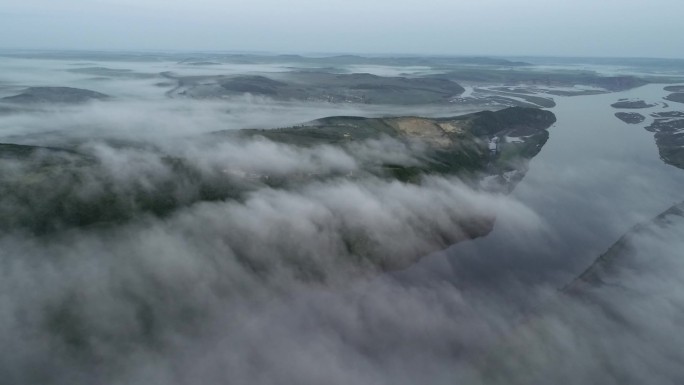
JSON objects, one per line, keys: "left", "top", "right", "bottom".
{"left": 66, "top": 67, "right": 156, "bottom": 79}
{"left": 2, "top": 87, "right": 109, "bottom": 104}
{"left": 0, "top": 50, "right": 533, "bottom": 67}
{"left": 437, "top": 70, "right": 648, "bottom": 92}
{"left": 165, "top": 72, "right": 466, "bottom": 105}
{"left": 611, "top": 99, "right": 655, "bottom": 109}
{"left": 665, "top": 92, "right": 684, "bottom": 104}
{"left": 664, "top": 85, "right": 684, "bottom": 93}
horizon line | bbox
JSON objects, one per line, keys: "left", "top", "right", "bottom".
{"left": 0, "top": 48, "right": 683, "bottom": 62}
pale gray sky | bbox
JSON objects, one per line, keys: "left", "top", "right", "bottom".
{"left": 1, "top": 0, "right": 682, "bottom": 58}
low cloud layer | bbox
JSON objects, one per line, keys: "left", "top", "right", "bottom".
{"left": 0, "top": 138, "right": 542, "bottom": 384}
{"left": 4, "top": 196, "right": 683, "bottom": 385}
{"left": 2, "top": 58, "right": 684, "bottom": 385}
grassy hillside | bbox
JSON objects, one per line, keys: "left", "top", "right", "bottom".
{"left": 1, "top": 107, "right": 555, "bottom": 233}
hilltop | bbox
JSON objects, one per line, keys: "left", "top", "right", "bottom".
{"left": 1, "top": 107, "right": 555, "bottom": 237}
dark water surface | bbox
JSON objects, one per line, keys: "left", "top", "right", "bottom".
{"left": 398, "top": 84, "right": 684, "bottom": 296}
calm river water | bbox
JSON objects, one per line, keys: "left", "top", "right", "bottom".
{"left": 399, "top": 84, "right": 684, "bottom": 297}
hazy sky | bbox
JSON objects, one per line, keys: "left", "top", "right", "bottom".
{"left": 1, "top": 0, "right": 683, "bottom": 58}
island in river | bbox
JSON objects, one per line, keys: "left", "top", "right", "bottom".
{"left": 610, "top": 99, "right": 655, "bottom": 109}
{"left": 615, "top": 112, "right": 646, "bottom": 124}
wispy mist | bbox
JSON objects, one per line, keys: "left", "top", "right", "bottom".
{"left": 2, "top": 56, "right": 684, "bottom": 385}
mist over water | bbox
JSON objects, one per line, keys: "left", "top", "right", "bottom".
{"left": 2, "top": 56, "right": 684, "bottom": 384}
{"left": 385, "top": 84, "right": 684, "bottom": 383}
{"left": 404, "top": 85, "right": 684, "bottom": 290}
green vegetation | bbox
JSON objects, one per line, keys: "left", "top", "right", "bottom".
{"left": 233, "top": 107, "right": 556, "bottom": 178}
{"left": 1, "top": 107, "right": 555, "bottom": 234}
{"left": 0, "top": 145, "right": 247, "bottom": 233}
{"left": 173, "top": 72, "right": 465, "bottom": 105}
